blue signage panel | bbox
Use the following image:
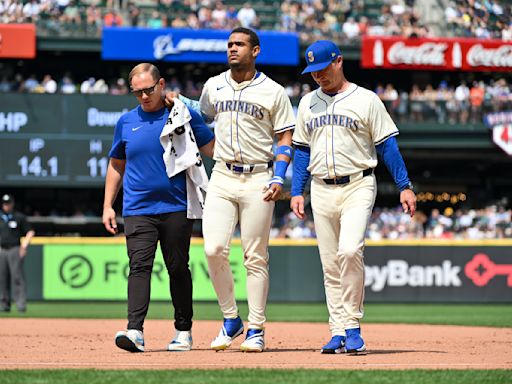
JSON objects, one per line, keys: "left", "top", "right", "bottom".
{"left": 102, "top": 28, "right": 299, "bottom": 66}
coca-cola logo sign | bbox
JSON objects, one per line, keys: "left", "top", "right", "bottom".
{"left": 387, "top": 42, "right": 448, "bottom": 66}
{"left": 467, "top": 44, "right": 512, "bottom": 67}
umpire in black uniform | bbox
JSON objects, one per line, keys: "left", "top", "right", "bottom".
{"left": 0, "top": 194, "right": 35, "bottom": 312}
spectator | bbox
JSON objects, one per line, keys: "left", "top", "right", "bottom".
{"left": 237, "top": 2, "right": 257, "bottom": 28}
{"left": 42, "top": 74, "right": 57, "bottom": 93}
{"left": 60, "top": 75, "right": 77, "bottom": 94}
{"left": 104, "top": 9, "right": 123, "bottom": 27}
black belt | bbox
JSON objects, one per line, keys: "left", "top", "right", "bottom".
{"left": 226, "top": 161, "right": 273, "bottom": 173}
{"left": 0, "top": 244, "right": 17, "bottom": 250}
{"left": 323, "top": 168, "right": 373, "bottom": 185}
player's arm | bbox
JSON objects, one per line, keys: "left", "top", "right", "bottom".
{"left": 264, "top": 130, "right": 293, "bottom": 202}
{"left": 376, "top": 137, "right": 416, "bottom": 217}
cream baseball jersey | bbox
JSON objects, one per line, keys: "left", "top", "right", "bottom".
{"left": 292, "top": 83, "right": 399, "bottom": 178}
{"left": 200, "top": 70, "right": 295, "bottom": 164}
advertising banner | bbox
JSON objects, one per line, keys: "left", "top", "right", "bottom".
{"left": 0, "top": 24, "right": 36, "bottom": 59}
{"left": 42, "top": 244, "right": 246, "bottom": 300}
{"left": 361, "top": 36, "right": 512, "bottom": 72}
{"left": 102, "top": 27, "right": 299, "bottom": 66}
{"left": 483, "top": 111, "right": 512, "bottom": 156}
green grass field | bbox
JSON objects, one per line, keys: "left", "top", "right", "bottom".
{"left": 1, "top": 369, "right": 511, "bottom": 384}
{"left": 1, "top": 302, "right": 512, "bottom": 327}
{"left": 3, "top": 302, "right": 511, "bottom": 383}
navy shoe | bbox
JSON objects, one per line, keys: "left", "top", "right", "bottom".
{"left": 211, "top": 316, "right": 244, "bottom": 350}
{"left": 240, "top": 329, "right": 265, "bottom": 352}
{"left": 345, "top": 328, "right": 366, "bottom": 353}
{"left": 321, "top": 335, "right": 346, "bottom": 354}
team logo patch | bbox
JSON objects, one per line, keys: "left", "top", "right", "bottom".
{"left": 331, "top": 52, "right": 336, "bottom": 58}
{"left": 307, "top": 51, "right": 314, "bottom": 62}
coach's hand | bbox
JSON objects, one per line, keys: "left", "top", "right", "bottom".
{"left": 400, "top": 189, "right": 417, "bottom": 217}
{"left": 102, "top": 207, "right": 118, "bottom": 235}
{"left": 164, "top": 91, "right": 180, "bottom": 110}
{"left": 290, "top": 195, "right": 305, "bottom": 220}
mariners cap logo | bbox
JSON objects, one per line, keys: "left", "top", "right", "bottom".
{"left": 307, "top": 51, "right": 314, "bottom": 62}
{"left": 331, "top": 52, "right": 336, "bottom": 58}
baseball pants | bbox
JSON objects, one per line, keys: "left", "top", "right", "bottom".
{"left": 203, "top": 163, "right": 274, "bottom": 329}
{"left": 0, "top": 246, "right": 26, "bottom": 311}
{"left": 124, "top": 212, "right": 194, "bottom": 332}
{"left": 311, "top": 174, "right": 377, "bottom": 334}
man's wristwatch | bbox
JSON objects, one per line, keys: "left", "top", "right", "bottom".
{"left": 403, "top": 182, "right": 414, "bottom": 192}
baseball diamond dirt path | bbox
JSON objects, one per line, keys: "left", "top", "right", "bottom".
{"left": 0, "top": 319, "right": 511, "bottom": 370}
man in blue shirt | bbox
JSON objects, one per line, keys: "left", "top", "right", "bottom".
{"left": 102, "top": 63, "right": 214, "bottom": 353}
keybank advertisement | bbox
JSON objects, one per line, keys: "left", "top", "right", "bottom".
{"left": 102, "top": 27, "right": 299, "bottom": 66}
{"left": 43, "top": 244, "right": 246, "bottom": 300}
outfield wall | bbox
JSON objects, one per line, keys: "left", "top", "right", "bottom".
{"left": 23, "top": 238, "right": 512, "bottom": 303}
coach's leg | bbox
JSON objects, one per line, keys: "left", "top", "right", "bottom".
{"left": 238, "top": 171, "right": 274, "bottom": 329}
{"left": 159, "top": 211, "right": 194, "bottom": 331}
{"left": 311, "top": 179, "right": 345, "bottom": 336}
{"left": 124, "top": 215, "right": 158, "bottom": 331}
{"left": 338, "top": 175, "right": 377, "bottom": 329}
{"left": 203, "top": 169, "right": 239, "bottom": 319}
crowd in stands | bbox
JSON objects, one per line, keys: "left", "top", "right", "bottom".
{"left": 2, "top": 74, "right": 511, "bottom": 123}
{"left": 1, "top": 0, "right": 511, "bottom": 42}
{"left": 271, "top": 204, "right": 512, "bottom": 240}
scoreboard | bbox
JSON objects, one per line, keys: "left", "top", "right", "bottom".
{"left": 0, "top": 93, "right": 137, "bottom": 187}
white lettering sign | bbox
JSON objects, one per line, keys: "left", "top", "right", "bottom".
{"left": 467, "top": 44, "right": 512, "bottom": 67}
{"left": 387, "top": 42, "right": 447, "bottom": 66}
{"left": 87, "top": 108, "right": 128, "bottom": 127}
{"left": 153, "top": 34, "right": 227, "bottom": 59}
{"left": 365, "top": 260, "right": 462, "bottom": 292}
{"left": 0, "top": 112, "right": 28, "bottom": 132}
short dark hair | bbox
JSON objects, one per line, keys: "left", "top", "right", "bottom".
{"left": 230, "top": 27, "right": 260, "bottom": 48}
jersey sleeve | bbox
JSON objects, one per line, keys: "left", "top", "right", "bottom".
{"left": 199, "top": 78, "right": 216, "bottom": 120}
{"left": 271, "top": 87, "right": 295, "bottom": 134}
{"left": 292, "top": 96, "right": 310, "bottom": 147}
{"left": 369, "top": 92, "right": 399, "bottom": 146}
{"left": 108, "top": 115, "right": 126, "bottom": 159}
{"left": 189, "top": 108, "right": 214, "bottom": 148}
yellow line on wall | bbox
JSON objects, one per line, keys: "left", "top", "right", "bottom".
{"left": 30, "top": 237, "right": 512, "bottom": 247}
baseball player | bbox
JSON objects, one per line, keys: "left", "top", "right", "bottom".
{"left": 290, "top": 40, "right": 416, "bottom": 354}
{"left": 196, "top": 27, "right": 294, "bottom": 352}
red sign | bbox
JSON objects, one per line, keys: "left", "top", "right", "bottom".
{"left": 0, "top": 24, "right": 36, "bottom": 59}
{"left": 361, "top": 36, "right": 512, "bottom": 72}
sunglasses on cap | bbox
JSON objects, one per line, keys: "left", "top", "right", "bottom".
{"left": 131, "top": 80, "right": 159, "bottom": 97}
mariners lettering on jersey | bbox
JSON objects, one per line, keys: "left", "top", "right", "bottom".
{"left": 214, "top": 100, "right": 265, "bottom": 120}
{"left": 306, "top": 114, "right": 361, "bottom": 133}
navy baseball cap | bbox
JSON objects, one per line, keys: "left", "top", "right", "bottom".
{"left": 301, "top": 40, "right": 341, "bottom": 74}
{"left": 2, "top": 194, "right": 13, "bottom": 203}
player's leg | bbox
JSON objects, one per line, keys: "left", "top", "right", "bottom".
{"left": 310, "top": 179, "right": 346, "bottom": 353}
{"left": 158, "top": 211, "right": 194, "bottom": 351}
{"left": 338, "top": 175, "right": 377, "bottom": 352}
{"left": 203, "top": 168, "right": 243, "bottom": 349}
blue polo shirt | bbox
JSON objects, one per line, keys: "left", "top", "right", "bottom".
{"left": 109, "top": 105, "right": 214, "bottom": 217}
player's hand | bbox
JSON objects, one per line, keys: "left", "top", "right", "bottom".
{"left": 102, "top": 207, "right": 119, "bottom": 235}
{"left": 164, "top": 91, "right": 180, "bottom": 110}
{"left": 400, "top": 189, "right": 416, "bottom": 217}
{"left": 290, "top": 195, "right": 305, "bottom": 220}
{"left": 263, "top": 182, "right": 282, "bottom": 202}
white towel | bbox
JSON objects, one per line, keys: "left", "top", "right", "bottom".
{"left": 160, "top": 98, "right": 209, "bottom": 219}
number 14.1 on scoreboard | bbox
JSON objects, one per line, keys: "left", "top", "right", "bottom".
{"left": 17, "top": 156, "right": 58, "bottom": 177}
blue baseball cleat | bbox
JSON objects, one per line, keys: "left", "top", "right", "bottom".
{"left": 240, "top": 329, "right": 265, "bottom": 352}
{"left": 345, "top": 328, "right": 366, "bottom": 353}
{"left": 321, "top": 335, "right": 346, "bottom": 354}
{"left": 211, "top": 316, "right": 244, "bottom": 350}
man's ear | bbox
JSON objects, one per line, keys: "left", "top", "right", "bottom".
{"left": 252, "top": 45, "right": 261, "bottom": 58}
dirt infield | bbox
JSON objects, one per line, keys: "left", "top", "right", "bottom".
{"left": 0, "top": 318, "right": 510, "bottom": 370}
